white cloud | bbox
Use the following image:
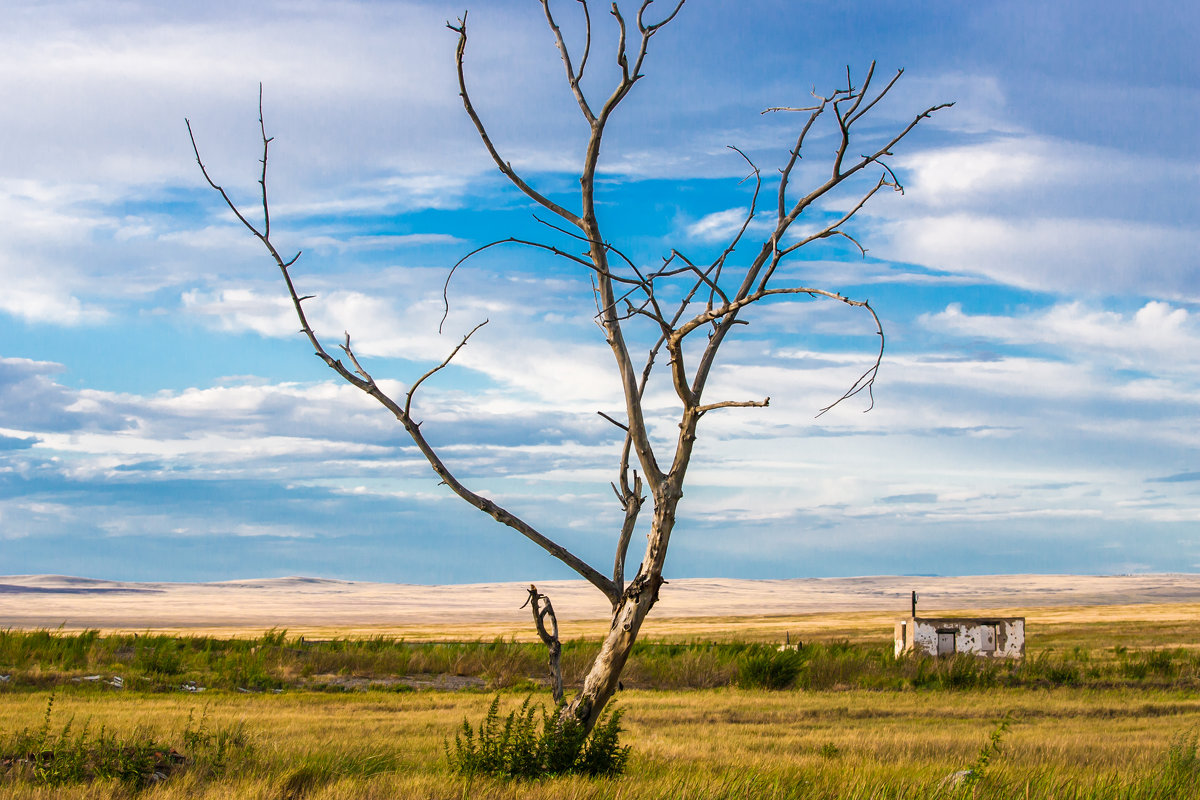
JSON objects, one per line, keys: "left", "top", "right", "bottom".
{"left": 888, "top": 73, "right": 1020, "bottom": 137}
{"left": 899, "top": 138, "right": 1054, "bottom": 202}
{"left": 181, "top": 288, "right": 299, "bottom": 338}
{"left": 881, "top": 213, "right": 1200, "bottom": 296}
{"left": 0, "top": 284, "right": 109, "bottom": 326}
{"left": 35, "top": 430, "right": 382, "bottom": 464}
{"left": 851, "top": 134, "right": 1200, "bottom": 296}
{"left": 922, "top": 300, "right": 1200, "bottom": 373}
{"left": 685, "top": 208, "right": 759, "bottom": 243}
{"left": 0, "top": 181, "right": 119, "bottom": 324}
{"left": 299, "top": 233, "right": 465, "bottom": 251}
{"left": 893, "top": 135, "right": 1197, "bottom": 217}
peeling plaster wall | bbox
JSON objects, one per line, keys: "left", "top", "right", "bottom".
{"left": 895, "top": 617, "right": 1025, "bottom": 659}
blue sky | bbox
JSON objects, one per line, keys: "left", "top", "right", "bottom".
{"left": 1, "top": 0, "right": 1198, "bottom": 584}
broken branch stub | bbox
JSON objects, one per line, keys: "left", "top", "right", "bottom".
{"left": 524, "top": 585, "right": 564, "bottom": 704}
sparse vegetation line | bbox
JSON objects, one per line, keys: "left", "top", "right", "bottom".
{"left": 4, "top": 628, "right": 1200, "bottom": 694}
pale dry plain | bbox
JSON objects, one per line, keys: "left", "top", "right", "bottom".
{"left": 2, "top": 573, "right": 1198, "bottom": 640}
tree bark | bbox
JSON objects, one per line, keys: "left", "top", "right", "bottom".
{"left": 566, "top": 488, "right": 680, "bottom": 728}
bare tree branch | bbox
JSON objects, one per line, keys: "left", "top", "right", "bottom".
{"left": 769, "top": 95, "right": 828, "bottom": 223}
{"left": 542, "top": 0, "right": 596, "bottom": 123}
{"left": 753, "top": 173, "right": 894, "bottom": 294}
{"left": 637, "top": 0, "right": 686, "bottom": 36}
{"left": 187, "top": 101, "right": 620, "bottom": 606}
{"left": 611, "top": 4, "right": 630, "bottom": 82}
{"left": 707, "top": 146, "right": 761, "bottom": 309}
{"left": 404, "top": 320, "right": 488, "bottom": 417}
{"left": 611, "top": 468, "right": 642, "bottom": 588}
{"left": 816, "top": 300, "right": 885, "bottom": 417}
{"left": 576, "top": 0, "right": 593, "bottom": 81}
{"left": 597, "top": 410, "right": 630, "bottom": 432}
{"left": 440, "top": 236, "right": 603, "bottom": 332}
{"left": 696, "top": 398, "right": 770, "bottom": 415}
{"left": 448, "top": 14, "right": 583, "bottom": 227}
{"left": 339, "top": 333, "right": 375, "bottom": 384}
{"left": 848, "top": 66, "right": 905, "bottom": 126}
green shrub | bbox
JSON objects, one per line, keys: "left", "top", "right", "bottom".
{"left": 181, "top": 706, "right": 252, "bottom": 778}
{"left": 1122, "top": 660, "right": 1150, "bottom": 680}
{"left": 260, "top": 628, "right": 289, "bottom": 647}
{"left": 446, "top": 695, "right": 630, "bottom": 779}
{"left": 941, "top": 654, "right": 986, "bottom": 689}
{"left": 134, "top": 636, "right": 184, "bottom": 676}
{"left": 737, "top": 648, "right": 802, "bottom": 690}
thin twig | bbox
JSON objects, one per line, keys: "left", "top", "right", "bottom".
{"left": 405, "top": 320, "right": 488, "bottom": 417}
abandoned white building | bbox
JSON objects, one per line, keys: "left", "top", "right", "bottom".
{"left": 894, "top": 616, "right": 1025, "bottom": 659}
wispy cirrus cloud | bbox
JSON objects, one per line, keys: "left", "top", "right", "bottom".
{"left": 684, "top": 208, "right": 767, "bottom": 243}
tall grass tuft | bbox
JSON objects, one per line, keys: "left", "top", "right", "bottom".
{"left": 276, "top": 748, "right": 398, "bottom": 800}
{"left": 737, "top": 647, "right": 802, "bottom": 690}
{"left": 1164, "top": 728, "right": 1200, "bottom": 780}
{"left": 0, "top": 694, "right": 251, "bottom": 788}
{"left": 956, "top": 714, "right": 1012, "bottom": 793}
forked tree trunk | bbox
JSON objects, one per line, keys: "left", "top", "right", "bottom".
{"left": 565, "top": 491, "right": 681, "bottom": 730}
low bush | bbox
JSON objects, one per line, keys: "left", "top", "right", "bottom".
{"left": 446, "top": 694, "right": 629, "bottom": 779}
{"left": 737, "top": 647, "right": 802, "bottom": 690}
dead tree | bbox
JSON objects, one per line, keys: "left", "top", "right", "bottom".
{"left": 187, "top": 0, "right": 949, "bottom": 732}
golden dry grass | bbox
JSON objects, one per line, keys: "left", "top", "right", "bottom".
{"left": 2, "top": 685, "right": 1199, "bottom": 798}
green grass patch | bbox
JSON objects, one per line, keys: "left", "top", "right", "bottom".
{"left": 5, "top": 629, "right": 1200, "bottom": 696}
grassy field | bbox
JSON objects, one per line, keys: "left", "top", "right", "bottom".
{"left": 2, "top": 606, "right": 1200, "bottom": 798}
{"left": 2, "top": 687, "right": 1198, "bottom": 798}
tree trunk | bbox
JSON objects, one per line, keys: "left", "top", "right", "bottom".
{"left": 565, "top": 490, "right": 680, "bottom": 730}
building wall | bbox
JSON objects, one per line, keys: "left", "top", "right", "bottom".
{"left": 895, "top": 617, "right": 1024, "bottom": 659}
